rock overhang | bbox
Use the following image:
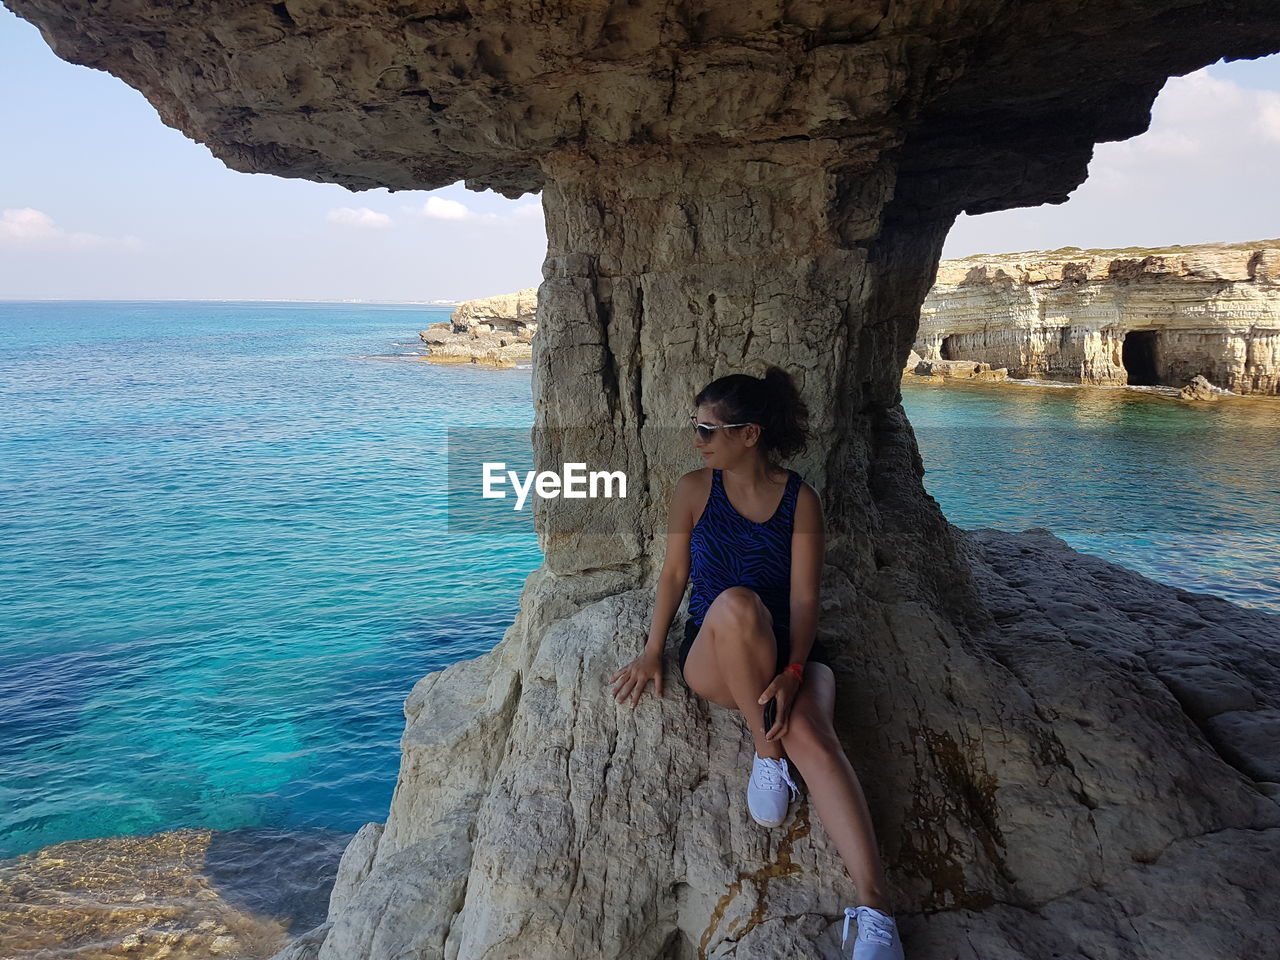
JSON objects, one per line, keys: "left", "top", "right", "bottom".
{"left": 8, "top": 0, "right": 1280, "bottom": 210}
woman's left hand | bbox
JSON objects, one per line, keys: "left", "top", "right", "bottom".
{"left": 758, "top": 671, "right": 802, "bottom": 742}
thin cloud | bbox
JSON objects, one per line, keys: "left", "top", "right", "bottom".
{"left": 0, "top": 208, "right": 140, "bottom": 249}
{"left": 326, "top": 206, "right": 392, "bottom": 229}
{"left": 422, "top": 196, "right": 471, "bottom": 221}
{"left": 1257, "top": 97, "right": 1280, "bottom": 142}
{"left": 510, "top": 203, "right": 544, "bottom": 222}
{"left": 1103, "top": 71, "right": 1280, "bottom": 165}
{"left": 418, "top": 195, "right": 542, "bottom": 224}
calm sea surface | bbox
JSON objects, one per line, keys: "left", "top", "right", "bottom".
{"left": 1, "top": 301, "right": 1276, "bottom": 897}
{"left": 0, "top": 301, "right": 540, "bottom": 865}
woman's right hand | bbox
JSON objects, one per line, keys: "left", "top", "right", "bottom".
{"left": 609, "top": 650, "right": 664, "bottom": 706}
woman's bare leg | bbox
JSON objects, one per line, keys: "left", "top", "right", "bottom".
{"left": 781, "top": 663, "right": 893, "bottom": 913}
{"left": 681, "top": 586, "right": 785, "bottom": 760}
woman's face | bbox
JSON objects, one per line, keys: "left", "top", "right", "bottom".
{"left": 692, "top": 402, "right": 756, "bottom": 465}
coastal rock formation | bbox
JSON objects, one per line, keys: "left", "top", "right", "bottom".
{"left": 915, "top": 243, "right": 1280, "bottom": 394}
{"left": 418, "top": 287, "right": 538, "bottom": 367}
{"left": 1180, "top": 374, "right": 1229, "bottom": 402}
{"left": 450, "top": 287, "right": 539, "bottom": 334}
{"left": 10, "top": 1, "right": 1280, "bottom": 959}
{"left": 910, "top": 358, "right": 1008, "bottom": 382}
{"left": 273, "top": 529, "right": 1280, "bottom": 960}
{"left": 421, "top": 238, "right": 1280, "bottom": 391}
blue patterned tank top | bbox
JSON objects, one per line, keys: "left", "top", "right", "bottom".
{"left": 688, "top": 468, "right": 801, "bottom": 631}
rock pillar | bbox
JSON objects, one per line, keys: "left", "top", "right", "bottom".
{"left": 285, "top": 146, "right": 1280, "bottom": 960}
{"left": 531, "top": 142, "right": 974, "bottom": 617}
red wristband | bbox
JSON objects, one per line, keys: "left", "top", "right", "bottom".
{"left": 785, "top": 662, "right": 805, "bottom": 680}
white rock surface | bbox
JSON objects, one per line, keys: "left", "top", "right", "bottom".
{"left": 450, "top": 288, "right": 539, "bottom": 334}
{"left": 271, "top": 529, "right": 1280, "bottom": 960}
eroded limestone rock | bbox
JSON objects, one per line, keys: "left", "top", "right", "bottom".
{"left": 1179, "top": 374, "right": 1230, "bottom": 401}
{"left": 916, "top": 244, "right": 1280, "bottom": 394}
{"left": 274, "top": 529, "right": 1280, "bottom": 960}
{"left": 450, "top": 288, "right": 539, "bottom": 334}
{"left": 417, "top": 288, "right": 538, "bottom": 367}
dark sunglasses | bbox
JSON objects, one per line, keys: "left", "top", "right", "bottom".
{"left": 689, "top": 414, "right": 752, "bottom": 442}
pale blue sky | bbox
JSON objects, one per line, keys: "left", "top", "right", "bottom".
{"left": 2, "top": 5, "right": 1278, "bottom": 301}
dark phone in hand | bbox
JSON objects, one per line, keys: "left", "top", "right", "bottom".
{"left": 763, "top": 697, "right": 777, "bottom": 732}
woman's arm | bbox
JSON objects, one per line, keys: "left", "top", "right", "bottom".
{"left": 611, "top": 472, "right": 697, "bottom": 706}
{"left": 760, "top": 481, "right": 825, "bottom": 740}
{"left": 643, "top": 473, "right": 694, "bottom": 657}
{"left": 787, "top": 482, "right": 825, "bottom": 665}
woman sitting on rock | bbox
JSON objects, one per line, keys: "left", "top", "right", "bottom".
{"left": 609, "top": 366, "right": 905, "bottom": 960}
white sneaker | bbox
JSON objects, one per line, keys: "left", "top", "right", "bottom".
{"left": 842, "top": 905, "right": 905, "bottom": 960}
{"left": 747, "top": 754, "right": 799, "bottom": 827}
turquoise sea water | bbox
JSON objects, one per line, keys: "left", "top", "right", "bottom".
{"left": 1, "top": 301, "right": 1277, "bottom": 865}
{"left": 0, "top": 301, "right": 540, "bottom": 862}
{"left": 909, "top": 377, "right": 1279, "bottom": 612}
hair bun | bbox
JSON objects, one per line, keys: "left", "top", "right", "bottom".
{"left": 693, "top": 366, "right": 809, "bottom": 464}
{"left": 763, "top": 366, "right": 789, "bottom": 384}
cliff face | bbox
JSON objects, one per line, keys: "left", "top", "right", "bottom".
{"left": 916, "top": 243, "right": 1280, "bottom": 394}
{"left": 9, "top": 1, "right": 1280, "bottom": 959}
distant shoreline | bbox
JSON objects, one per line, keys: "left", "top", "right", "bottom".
{"left": 0, "top": 297, "right": 465, "bottom": 306}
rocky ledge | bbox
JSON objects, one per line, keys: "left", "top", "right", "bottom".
{"left": 273, "top": 526, "right": 1280, "bottom": 960}
{"left": 419, "top": 288, "right": 537, "bottom": 368}
{"left": 901, "top": 350, "right": 1010, "bottom": 383}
